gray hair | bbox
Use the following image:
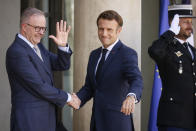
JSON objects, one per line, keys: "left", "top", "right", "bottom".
{"left": 20, "top": 7, "right": 45, "bottom": 27}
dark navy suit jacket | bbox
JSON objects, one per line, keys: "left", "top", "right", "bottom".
{"left": 77, "top": 40, "right": 143, "bottom": 131}
{"left": 6, "top": 35, "right": 72, "bottom": 131}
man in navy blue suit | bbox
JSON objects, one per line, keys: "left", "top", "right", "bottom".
{"left": 6, "top": 7, "right": 80, "bottom": 131}
{"left": 71, "top": 10, "right": 143, "bottom": 131}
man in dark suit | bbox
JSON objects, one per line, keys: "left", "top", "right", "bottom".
{"left": 148, "top": 4, "right": 196, "bottom": 131}
{"left": 71, "top": 10, "right": 143, "bottom": 131}
{"left": 6, "top": 7, "right": 79, "bottom": 131}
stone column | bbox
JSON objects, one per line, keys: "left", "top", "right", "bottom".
{"left": 192, "top": 0, "right": 196, "bottom": 47}
{"left": 141, "top": 0, "right": 159, "bottom": 130}
{"left": 73, "top": 0, "right": 141, "bottom": 131}
{"left": 0, "top": 0, "right": 20, "bottom": 130}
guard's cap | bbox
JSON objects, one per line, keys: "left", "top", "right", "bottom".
{"left": 168, "top": 4, "right": 196, "bottom": 18}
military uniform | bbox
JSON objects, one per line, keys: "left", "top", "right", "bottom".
{"left": 148, "top": 30, "right": 196, "bottom": 129}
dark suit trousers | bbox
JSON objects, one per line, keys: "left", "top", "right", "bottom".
{"left": 158, "top": 126, "right": 196, "bottom": 131}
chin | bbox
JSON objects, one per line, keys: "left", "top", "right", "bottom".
{"left": 186, "top": 34, "right": 191, "bottom": 38}
{"left": 101, "top": 41, "right": 108, "bottom": 45}
{"left": 36, "top": 40, "right": 41, "bottom": 44}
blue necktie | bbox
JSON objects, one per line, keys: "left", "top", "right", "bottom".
{"left": 96, "top": 49, "right": 108, "bottom": 84}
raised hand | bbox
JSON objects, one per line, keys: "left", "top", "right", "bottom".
{"left": 67, "top": 93, "right": 81, "bottom": 110}
{"left": 169, "top": 14, "right": 180, "bottom": 35}
{"left": 120, "top": 96, "right": 135, "bottom": 115}
{"left": 49, "top": 20, "right": 71, "bottom": 46}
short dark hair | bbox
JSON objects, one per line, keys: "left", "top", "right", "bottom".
{"left": 96, "top": 10, "right": 123, "bottom": 27}
{"left": 20, "top": 7, "right": 45, "bottom": 27}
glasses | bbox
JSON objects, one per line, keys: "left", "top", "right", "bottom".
{"left": 26, "top": 23, "right": 47, "bottom": 33}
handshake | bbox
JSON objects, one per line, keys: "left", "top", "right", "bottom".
{"left": 67, "top": 93, "right": 81, "bottom": 110}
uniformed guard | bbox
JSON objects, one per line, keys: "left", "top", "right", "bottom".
{"left": 148, "top": 4, "right": 196, "bottom": 131}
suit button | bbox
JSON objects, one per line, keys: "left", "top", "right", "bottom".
{"left": 193, "top": 72, "right": 195, "bottom": 76}
{"left": 195, "top": 83, "right": 196, "bottom": 86}
{"left": 192, "top": 63, "right": 195, "bottom": 66}
{"left": 195, "top": 93, "right": 196, "bottom": 96}
{"left": 170, "top": 97, "right": 173, "bottom": 101}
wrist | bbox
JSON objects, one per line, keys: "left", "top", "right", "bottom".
{"left": 67, "top": 93, "right": 72, "bottom": 102}
{"left": 127, "top": 95, "right": 135, "bottom": 101}
{"left": 59, "top": 43, "right": 68, "bottom": 47}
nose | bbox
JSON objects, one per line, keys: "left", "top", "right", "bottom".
{"left": 186, "top": 21, "right": 193, "bottom": 27}
{"left": 39, "top": 29, "right": 45, "bottom": 35}
{"left": 102, "top": 30, "right": 107, "bottom": 36}
{"left": 187, "top": 23, "right": 193, "bottom": 30}
{"left": 189, "top": 23, "right": 192, "bottom": 27}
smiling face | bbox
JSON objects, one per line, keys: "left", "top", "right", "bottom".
{"left": 21, "top": 14, "right": 46, "bottom": 45}
{"left": 97, "top": 18, "right": 122, "bottom": 48}
{"left": 177, "top": 17, "right": 193, "bottom": 41}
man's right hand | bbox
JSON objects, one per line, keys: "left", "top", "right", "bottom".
{"left": 49, "top": 20, "right": 71, "bottom": 47}
{"left": 67, "top": 93, "right": 81, "bottom": 109}
{"left": 169, "top": 14, "right": 180, "bottom": 35}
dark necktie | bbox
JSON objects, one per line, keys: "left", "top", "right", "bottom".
{"left": 183, "top": 42, "right": 191, "bottom": 53}
{"left": 183, "top": 42, "right": 194, "bottom": 59}
{"left": 96, "top": 49, "right": 108, "bottom": 84}
{"left": 183, "top": 42, "right": 189, "bottom": 50}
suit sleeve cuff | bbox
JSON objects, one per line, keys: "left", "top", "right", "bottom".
{"left": 58, "top": 44, "right": 70, "bottom": 53}
{"left": 127, "top": 93, "right": 138, "bottom": 103}
{"left": 67, "top": 93, "right": 72, "bottom": 102}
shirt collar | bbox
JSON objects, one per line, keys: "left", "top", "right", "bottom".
{"left": 18, "top": 33, "right": 35, "bottom": 49}
{"left": 101, "top": 38, "right": 119, "bottom": 51}
{"left": 175, "top": 37, "right": 188, "bottom": 44}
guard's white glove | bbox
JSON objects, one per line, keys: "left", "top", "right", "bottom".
{"left": 187, "top": 33, "right": 194, "bottom": 46}
{"left": 169, "top": 14, "right": 180, "bottom": 35}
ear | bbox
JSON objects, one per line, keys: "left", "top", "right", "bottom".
{"left": 117, "top": 26, "right": 122, "bottom": 34}
{"left": 21, "top": 24, "right": 27, "bottom": 32}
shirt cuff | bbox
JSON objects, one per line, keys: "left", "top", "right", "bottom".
{"left": 67, "top": 93, "right": 72, "bottom": 102}
{"left": 58, "top": 44, "right": 70, "bottom": 52}
{"left": 127, "top": 93, "right": 138, "bottom": 103}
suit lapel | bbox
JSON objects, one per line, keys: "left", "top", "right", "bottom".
{"left": 91, "top": 48, "right": 102, "bottom": 86}
{"left": 97, "top": 41, "right": 122, "bottom": 84}
{"left": 16, "top": 36, "right": 52, "bottom": 77}
{"left": 29, "top": 46, "right": 53, "bottom": 77}
{"left": 103, "top": 41, "right": 122, "bottom": 70}
{"left": 37, "top": 44, "right": 53, "bottom": 75}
